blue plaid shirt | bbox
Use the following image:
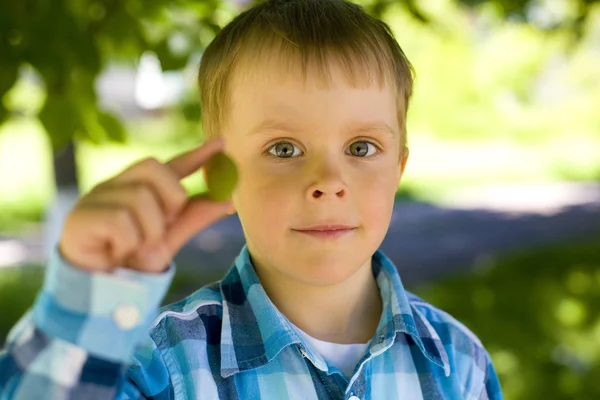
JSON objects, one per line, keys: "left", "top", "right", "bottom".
{"left": 0, "top": 245, "right": 502, "bottom": 399}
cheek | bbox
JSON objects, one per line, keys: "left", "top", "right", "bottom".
{"left": 239, "top": 164, "right": 294, "bottom": 199}
{"left": 234, "top": 162, "right": 295, "bottom": 224}
{"left": 352, "top": 165, "right": 397, "bottom": 220}
{"left": 350, "top": 156, "right": 398, "bottom": 189}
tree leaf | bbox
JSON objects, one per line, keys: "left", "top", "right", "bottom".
{"left": 97, "top": 111, "right": 127, "bottom": 143}
{"left": 0, "top": 60, "right": 19, "bottom": 97}
{"left": 38, "top": 94, "right": 82, "bottom": 150}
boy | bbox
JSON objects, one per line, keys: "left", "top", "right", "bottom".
{"left": 0, "top": 0, "right": 503, "bottom": 398}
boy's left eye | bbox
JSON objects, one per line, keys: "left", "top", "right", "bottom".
{"left": 346, "top": 141, "right": 378, "bottom": 157}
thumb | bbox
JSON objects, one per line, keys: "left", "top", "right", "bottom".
{"left": 164, "top": 195, "right": 234, "bottom": 255}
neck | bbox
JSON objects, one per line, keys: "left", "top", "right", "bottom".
{"left": 253, "top": 256, "right": 382, "bottom": 344}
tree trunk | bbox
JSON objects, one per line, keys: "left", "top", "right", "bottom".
{"left": 43, "top": 141, "right": 80, "bottom": 258}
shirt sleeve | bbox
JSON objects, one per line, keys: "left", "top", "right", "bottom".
{"left": 0, "top": 248, "right": 175, "bottom": 399}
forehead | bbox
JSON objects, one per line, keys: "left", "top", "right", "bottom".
{"left": 226, "top": 56, "right": 399, "bottom": 137}
{"left": 232, "top": 51, "right": 397, "bottom": 107}
{"left": 231, "top": 48, "right": 396, "bottom": 94}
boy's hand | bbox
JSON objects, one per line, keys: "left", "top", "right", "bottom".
{"left": 59, "top": 139, "right": 234, "bottom": 273}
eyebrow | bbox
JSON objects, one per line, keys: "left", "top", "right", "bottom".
{"left": 343, "top": 121, "right": 397, "bottom": 137}
{"left": 249, "top": 119, "right": 397, "bottom": 137}
{"left": 249, "top": 119, "right": 305, "bottom": 136}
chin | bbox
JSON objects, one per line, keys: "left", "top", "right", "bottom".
{"left": 290, "top": 253, "right": 367, "bottom": 287}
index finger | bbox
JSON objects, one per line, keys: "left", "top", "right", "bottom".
{"left": 165, "top": 138, "right": 225, "bottom": 179}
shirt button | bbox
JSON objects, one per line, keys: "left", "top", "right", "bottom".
{"left": 113, "top": 304, "right": 141, "bottom": 330}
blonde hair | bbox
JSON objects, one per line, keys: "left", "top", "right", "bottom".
{"left": 198, "top": 0, "right": 414, "bottom": 143}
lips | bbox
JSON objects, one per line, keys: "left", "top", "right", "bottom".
{"left": 292, "top": 225, "right": 357, "bottom": 239}
{"left": 295, "top": 225, "right": 356, "bottom": 231}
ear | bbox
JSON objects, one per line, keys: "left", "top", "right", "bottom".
{"left": 397, "top": 146, "right": 409, "bottom": 184}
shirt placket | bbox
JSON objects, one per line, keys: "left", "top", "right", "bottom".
{"left": 344, "top": 332, "right": 397, "bottom": 400}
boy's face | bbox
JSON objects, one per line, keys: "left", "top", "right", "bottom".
{"left": 223, "top": 60, "right": 408, "bottom": 288}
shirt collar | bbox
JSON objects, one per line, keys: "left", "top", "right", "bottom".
{"left": 218, "top": 245, "right": 450, "bottom": 378}
{"left": 371, "top": 250, "right": 451, "bottom": 377}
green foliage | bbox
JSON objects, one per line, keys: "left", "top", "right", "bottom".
{"left": 414, "top": 236, "right": 600, "bottom": 400}
{"left": 0, "top": 267, "right": 44, "bottom": 347}
{"left": 384, "top": 1, "right": 600, "bottom": 144}
{"left": 357, "top": 0, "right": 596, "bottom": 33}
{"left": 0, "top": 0, "right": 235, "bottom": 149}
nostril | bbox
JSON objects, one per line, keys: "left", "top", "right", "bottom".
{"left": 312, "top": 189, "right": 345, "bottom": 199}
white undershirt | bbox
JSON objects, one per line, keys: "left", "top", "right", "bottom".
{"left": 291, "top": 322, "right": 371, "bottom": 378}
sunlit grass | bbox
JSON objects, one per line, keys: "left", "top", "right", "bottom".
{"left": 414, "top": 235, "right": 600, "bottom": 400}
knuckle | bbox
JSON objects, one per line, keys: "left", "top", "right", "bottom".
{"left": 121, "top": 157, "right": 161, "bottom": 180}
{"left": 137, "top": 157, "right": 161, "bottom": 171}
{"left": 85, "top": 181, "right": 120, "bottom": 203}
{"left": 86, "top": 181, "right": 108, "bottom": 197}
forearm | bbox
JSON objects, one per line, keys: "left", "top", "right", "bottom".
{"left": 0, "top": 248, "right": 174, "bottom": 399}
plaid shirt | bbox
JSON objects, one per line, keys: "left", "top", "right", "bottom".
{"left": 0, "top": 245, "right": 503, "bottom": 399}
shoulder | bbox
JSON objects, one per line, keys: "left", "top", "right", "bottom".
{"left": 148, "top": 282, "right": 225, "bottom": 346}
{"left": 156, "top": 282, "right": 224, "bottom": 318}
{"left": 405, "top": 290, "right": 493, "bottom": 380}
{"left": 406, "top": 292, "right": 500, "bottom": 397}
{"left": 406, "top": 291, "right": 485, "bottom": 349}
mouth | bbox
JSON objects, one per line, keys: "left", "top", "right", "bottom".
{"left": 291, "top": 225, "right": 357, "bottom": 239}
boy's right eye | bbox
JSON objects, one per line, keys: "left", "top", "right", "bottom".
{"left": 267, "top": 141, "right": 303, "bottom": 158}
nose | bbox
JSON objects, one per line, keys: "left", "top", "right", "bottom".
{"left": 307, "top": 157, "right": 347, "bottom": 200}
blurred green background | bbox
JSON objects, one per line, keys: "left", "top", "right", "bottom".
{"left": 1, "top": 0, "right": 599, "bottom": 399}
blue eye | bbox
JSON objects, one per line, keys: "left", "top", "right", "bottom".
{"left": 347, "top": 141, "right": 378, "bottom": 157}
{"left": 268, "top": 141, "right": 303, "bottom": 158}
